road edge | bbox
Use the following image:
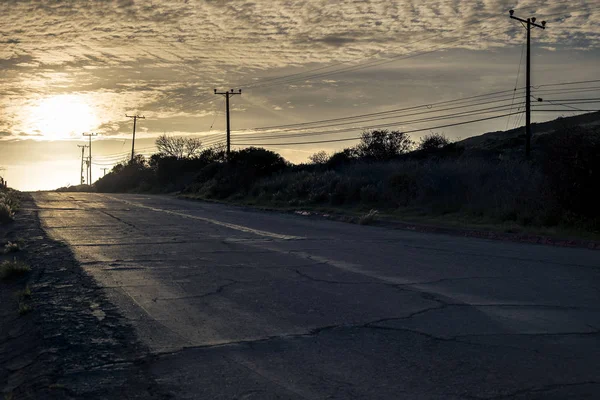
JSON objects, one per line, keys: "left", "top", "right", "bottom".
{"left": 1, "top": 193, "right": 169, "bottom": 399}
{"left": 177, "top": 194, "right": 600, "bottom": 250}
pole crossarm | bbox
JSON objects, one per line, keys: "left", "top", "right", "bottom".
{"left": 509, "top": 13, "right": 546, "bottom": 30}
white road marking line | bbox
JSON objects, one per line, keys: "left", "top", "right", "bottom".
{"left": 98, "top": 194, "right": 305, "bottom": 241}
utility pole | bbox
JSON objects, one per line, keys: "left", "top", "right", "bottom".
{"left": 102, "top": 168, "right": 109, "bottom": 177}
{"left": 82, "top": 133, "right": 97, "bottom": 184}
{"left": 510, "top": 10, "right": 546, "bottom": 158}
{"left": 77, "top": 145, "right": 89, "bottom": 185}
{"left": 126, "top": 114, "right": 145, "bottom": 162}
{"left": 214, "top": 89, "right": 242, "bottom": 158}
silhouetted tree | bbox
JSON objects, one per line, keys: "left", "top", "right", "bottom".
{"left": 156, "top": 134, "right": 203, "bottom": 159}
{"left": 309, "top": 151, "right": 329, "bottom": 164}
{"left": 356, "top": 130, "right": 414, "bottom": 161}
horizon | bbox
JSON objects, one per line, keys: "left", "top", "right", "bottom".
{"left": 1, "top": 0, "right": 599, "bottom": 190}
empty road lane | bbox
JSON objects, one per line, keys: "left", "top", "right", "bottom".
{"left": 33, "top": 192, "right": 600, "bottom": 399}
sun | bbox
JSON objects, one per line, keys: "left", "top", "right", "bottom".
{"left": 29, "top": 94, "right": 99, "bottom": 140}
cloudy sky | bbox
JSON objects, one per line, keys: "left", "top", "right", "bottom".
{"left": 1, "top": 0, "right": 599, "bottom": 190}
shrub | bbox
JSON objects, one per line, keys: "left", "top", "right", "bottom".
{"left": 387, "top": 171, "right": 419, "bottom": 207}
{"left": 0, "top": 203, "right": 13, "bottom": 224}
{"left": 3, "top": 241, "right": 21, "bottom": 254}
{"left": 359, "top": 209, "right": 379, "bottom": 225}
{"left": 542, "top": 126, "right": 600, "bottom": 228}
{"left": 326, "top": 148, "right": 358, "bottom": 169}
{"left": 18, "top": 302, "right": 32, "bottom": 315}
{"left": 229, "top": 147, "right": 287, "bottom": 177}
{"left": 0, "top": 259, "right": 31, "bottom": 281}
{"left": 418, "top": 133, "right": 450, "bottom": 152}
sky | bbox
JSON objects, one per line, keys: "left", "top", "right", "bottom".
{"left": 0, "top": 0, "right": 599, "bottom": 190}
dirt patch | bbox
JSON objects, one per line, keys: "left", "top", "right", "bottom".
{"left": 0, "top": 194, "right": 168, "bottom": 399}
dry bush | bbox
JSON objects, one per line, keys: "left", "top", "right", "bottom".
{"left": 359, "top": 209, "right": 379, "bottom": 225}
{"left": 0, "top": 259, "right": 31, "bottom": 281}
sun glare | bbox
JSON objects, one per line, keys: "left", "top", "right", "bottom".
{"left": 29, "top": 95, "right": 99, "bottom": 140}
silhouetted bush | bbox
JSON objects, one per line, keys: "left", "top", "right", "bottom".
{"left": 542, "top": 126, "right": 600, "bottom": 228}
{"left": 326, "top": 148, "right": 358, "bottom": 169}
{"left": 95, "top": 156, "right": 154, "bottom": 193}
{"left": 229, "top": 147, "right": 287, "bottom": 177}
{"left": 418, "top": 133, "right": 450, "bottom": 152}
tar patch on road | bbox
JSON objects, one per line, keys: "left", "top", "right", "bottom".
{"left": 0, "top": 195, "right": 169, "bottom": 400}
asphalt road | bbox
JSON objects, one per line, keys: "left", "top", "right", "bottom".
{"left": 32, "top": 192, "right": 600, "bottom": 399}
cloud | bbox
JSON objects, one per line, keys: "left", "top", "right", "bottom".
{"left": 0, "top": 0, "right": 598, "bottom": 143}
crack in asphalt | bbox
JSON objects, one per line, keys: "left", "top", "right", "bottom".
{"left": 149, "top": 309, "right": 600, "bottom": 361}
{"left": 95, "top": 209, "right": 145, "bottom": 232}
{"left": 152, "top": 280, "right": 237, "bottom": 302}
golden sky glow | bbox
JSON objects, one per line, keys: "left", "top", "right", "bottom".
{"left": 0, "top": 0, "right": 599, "bottom": 190}
{"left": 26, "top": 95, "right": 99, "bottom": 140}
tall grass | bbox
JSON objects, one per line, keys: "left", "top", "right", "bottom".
{"left": 248, "top": 158, "right": 557, "bottom": 225}
{"left": 0, "top": 189, "right": 19, "bottom": 224}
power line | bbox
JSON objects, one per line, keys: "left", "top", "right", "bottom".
{"left": 235, "top": 112, "right": 524, "bottom": 146}
{"left": 237, "top": 88, "right": 524, "bottom": 134}
{"left": 235, "top": 97, "right": 523, "bottom": 140}
{"left": 234, "top": 105, "right": 522, "bottom": 144}
{"left": 506, "top": 32, "right": 527, "bottom": 130}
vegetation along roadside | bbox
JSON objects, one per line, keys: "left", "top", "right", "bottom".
{"left": 73, "top": 112, "right": 600, "bottom": 243}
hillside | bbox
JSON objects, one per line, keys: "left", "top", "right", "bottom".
{"left": 457, "top": 111, "right": 600, "bottom": 150}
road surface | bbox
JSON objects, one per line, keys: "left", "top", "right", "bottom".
{"left": 32, "top": 192, "right": 600, "bottom": 399}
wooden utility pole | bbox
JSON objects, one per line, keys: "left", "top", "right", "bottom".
{"left": 126, "top": 114, "right": 145, "bottom": 162}
{"left": 510, "top": 10, "right": 546, "bottom": 158}
{"left": 82, "top": 133, "right": 97, "bottom": 184}
{"left": 214, "top": 89, "right": 242, "bottom": 158}
{"left": 77, "top": 145, "right": 89, "bottom": 185}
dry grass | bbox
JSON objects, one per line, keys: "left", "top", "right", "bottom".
{"left": 16, "top": 285, "right": 32, "bottom": 299}
{"left": 0, "top": 203, "right": 13, "bottom": 224}
{"left": 18, "top": 302, "right": 32, "bottom": 315}
{"left": 0, "top": 259, "right": 31, "bottom": 281}
{"left": 3, "top": 241, "right": 21, "bottom": 254}
{"left": 359, "top": 209, "right": 379, "bottom": 225}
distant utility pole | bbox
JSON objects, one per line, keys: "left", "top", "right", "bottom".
{"left": 102, "top": 168, "right": 109, "bottom": 177}
{"left": 126, "top": 114, "right": 145, "bottom": 162}
{"left": 77, "top": 145, "right": 89, "bottom": 185}
{"left": 510, "top": 9, "right": 546, "bottom": 158}
{"left": 214, "top": 89, "right": 242, "bottom": 158}
{"left": 82, "top": 132, "right": 97, "bottom": 184}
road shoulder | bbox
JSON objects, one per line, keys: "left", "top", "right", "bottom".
{"left": 0, "top": 194, "right": 167, "bottom": 399}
